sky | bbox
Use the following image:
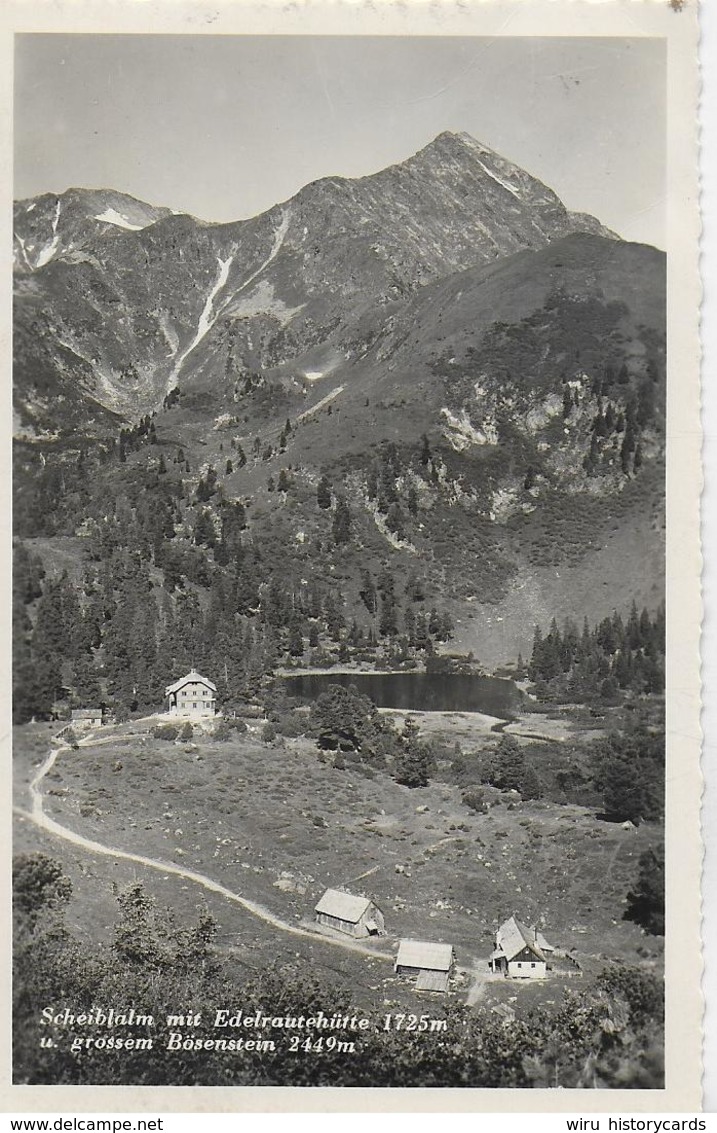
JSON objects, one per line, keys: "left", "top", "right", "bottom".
{"left": 14, "top": 35, "right": 666, "bottom": 247}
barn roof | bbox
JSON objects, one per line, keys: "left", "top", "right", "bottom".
{"left": 71, "top": 708, "right": 102, "bottom": 718}
{"left": 396, "top": 939, "right": 454, "bottom": 972}
{"left": 315, "top": 889, "right": 373, "bottom": 923}
{"left": 416, "top": 969, "right": 450, "bottom": 992}
{"left": 494, "top": 915, "right": 551, "bottom": 962}
{"left": 165, "top": 669, "right": 217, "bottom": 695}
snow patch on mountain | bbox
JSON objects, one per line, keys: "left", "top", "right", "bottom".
{"left": 301, "top": 353, "right": 342, "bottom": 383}
{"left": 93, "top": 208, "right": 145, "bottom": 231}
{"left": 228, "top": 279, "right": 304, "bottom": 327}
{"left": 35, "top": 200, "right": 62, "bottom": 268}
{"left": 234, "top": 208, "right": 290, "bottom": 295}
{"left": 169, "top": 252, "right": 235, "bottom": 384}
{"left": 14, "top": 234, "right": 33, "bottom": 271}
{"left": 158, "top": 311, "right": 180, "bottom": 358}
{"left": 166, "top": 210, "right": 293, "bottom": 389}
{"left": 474, "top": 158, "right": 521, "bottom": 199}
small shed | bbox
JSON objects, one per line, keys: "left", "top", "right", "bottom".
{"left": 314, "top": 889, "right": 385, "bottom": 938}
{"left": 71, "top": 707, "right": 103, "bottom": 728}
{"left": 489, "top": 915, "right": 555, "bottom": 979}
{"left": 395, "top": 939, "right": 454, "bottom": 992}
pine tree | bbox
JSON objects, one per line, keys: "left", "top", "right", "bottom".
{"left": 394, "top": 719, "right": 433, "bottom": 788}
{"left": 404, "top": 572, "right": 425, "bottom": 603}
{"left": 407, "top": 485, "right": 419, "bottom": 517}
{"left": 332, "top": 498, "right": 352, "bottom": 546}
{"left": 316, "top": 475, "right": 332, "bottom": 510}
{"left": 385, "top": 502, "right": 405, "bottom": 541}
{"left": 359, "top": 571, "right": 377, "bottom": 614}
{"left": 324, "top": 593, "right": 345, "bottom": 641}
{"left": 562, "top": 385, "right": 573, "bottom": 418}
{"left": 194, "top": 510, "right": 216, "bottom": 547}
{"left": 404, "top": 606, "right": 416, "bottom": 645}
{"left": 13, "top": 654, "right": 62, "bottom": 723}
{"left": 366, "top": 468, "right": 378, "bottom": 501}
{"left": 413, "top": 611, "right": 430, "bottom": 651}
{"left": 379, "top": 589, "right": 398, "bottom": 637}
{"left": 625, "top": 846, "right": 665, "bottom": 935}
{"left": 71, "top": 654, "right": 102, "bottom": 705}
{"left": 287, "top": 620, "right": 304, "bottom": 658}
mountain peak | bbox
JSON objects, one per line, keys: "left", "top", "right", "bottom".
{"left": 434, "top": 129, "right": 481, "bottom": 145}
{"left": 414, "top": 130, "right": 498, "bottom": 160}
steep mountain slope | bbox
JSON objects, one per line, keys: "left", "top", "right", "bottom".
{"left": 14, "top": 132, "right": 614, "bottom": 431}
{"left": 13, "top": 187, "right": 175, "bottom": 272}
{"left": 13, "top": 133, "right": 664, "bottom": 668}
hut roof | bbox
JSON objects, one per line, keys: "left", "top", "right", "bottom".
{"left": 165, "top": 669, "right": 217, "bottom": 695}
{"left": 416, "top": 969, "right": 450, "bottom": 992}
{"left": 315, "top": 888, "right": 373, "bottom": 923}
{"left": 396, "top": 939, "right": 453, "bottom": 972}
{"left": 71, "top": 708, "right": 102, "bottom": 718}
{"left": 494, "top": 915, "right": 551, "bottom": 962}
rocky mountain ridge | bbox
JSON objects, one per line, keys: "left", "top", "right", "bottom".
{"left": 13, "top": 132, "right": 665, "bottom": 665}
{"left": 14, "top": 131, "right": 616, "bottom": 430}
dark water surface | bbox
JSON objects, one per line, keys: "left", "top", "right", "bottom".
{"left": 281, "top": 671, "right": 521, "bottom": 717}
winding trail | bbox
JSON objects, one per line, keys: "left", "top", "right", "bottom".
{"left": 296, "top": 385, "right": 344, "bottom": 422}
{"left": 15, "top": 732, "right": 393, "bottom": 963}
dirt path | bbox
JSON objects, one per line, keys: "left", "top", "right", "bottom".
{"left": 464, "top": 960, "right": 491, "bottom": 1006}
{"left": 296, "top": 385, "right": 344, "bottom": 421}
{"left": 15, "top": 732, "right": 394, "bottom": 964}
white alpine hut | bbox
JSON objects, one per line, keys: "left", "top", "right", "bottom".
{"left": 489, "top": 915, "right": 555, "bottom": 979}
{"left": 165, "top": 669, "right": 217, "bottom": 718}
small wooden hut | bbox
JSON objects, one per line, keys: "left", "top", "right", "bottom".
{"left": 314, "top": 889, "right": 385, "bottom": 938}
{"left": 395, "top": 939, "right": 454, "bottom": 992}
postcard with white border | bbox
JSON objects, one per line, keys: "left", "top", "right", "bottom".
{"left": 2, "top": 0, "right": 703, "bottom": 1114}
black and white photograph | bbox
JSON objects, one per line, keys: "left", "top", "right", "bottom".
{"left": 7, "top": 5, "right": 702, "bottom": 1107}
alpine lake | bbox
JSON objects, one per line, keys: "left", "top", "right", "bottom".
{"left": 280, "top": 671, "right": 521, "bottom": 719}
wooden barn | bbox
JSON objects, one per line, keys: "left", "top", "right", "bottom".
{"left": 314, "top": 889, "right": 385, "bottom": 938}
{"left": 489, "top": 915, "right": 555, "bottom": 979}
{"left": 165, "top": 670, "right": 217, "bottom": 718}
{"left": 395, "top": 939, "right": 454, "bottom": 992}
{"left": 71, "top": 707, "right": 103, "bottom": 728}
